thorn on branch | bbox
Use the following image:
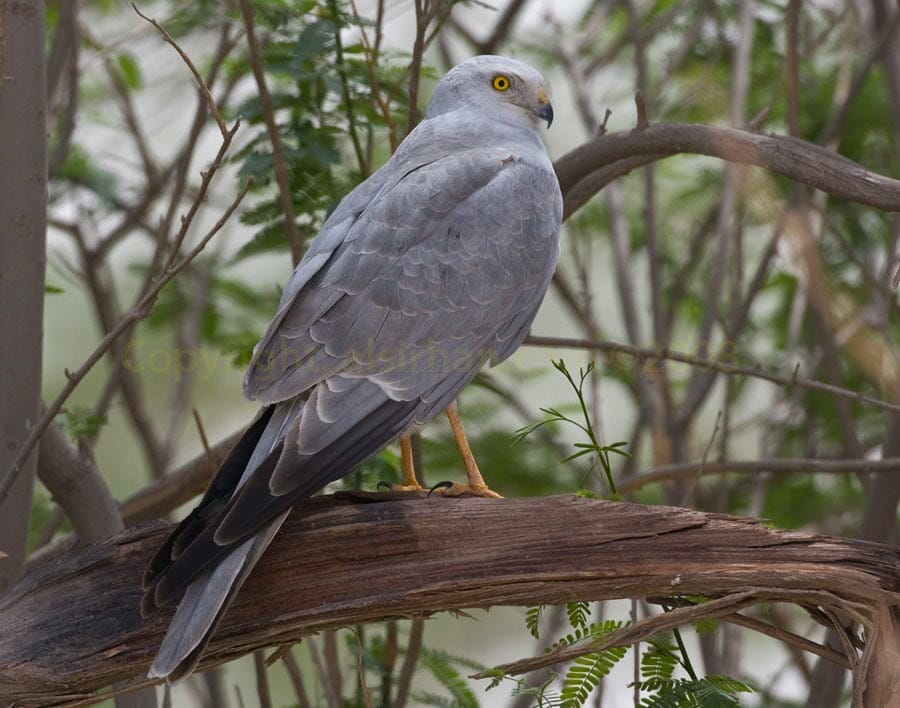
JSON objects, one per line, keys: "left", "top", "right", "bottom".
{"left": 634, "top": 90, "right": 649, "bottom": 130}
{"left": 596, "top": 108, "right": 612, "bottom": 137}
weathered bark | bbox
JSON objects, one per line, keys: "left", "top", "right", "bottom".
{"left": 0, "top": 494, "right": 897, "bottom": 706}
{"left": 37, "top": 415, "right": 124, "bottom": 544}
{"left": 0, "top": 0, "right": 47, "bottom": 591}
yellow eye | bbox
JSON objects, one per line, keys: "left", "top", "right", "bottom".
{"left": 492, "top": 75, "right": 511, "bottom": 91}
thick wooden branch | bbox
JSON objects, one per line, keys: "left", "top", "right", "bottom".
{"left": 553, "top": 122, "right": 900, "bottom": 215}
{"left": 1, "top": 494, "right": 898, "bottom": 706}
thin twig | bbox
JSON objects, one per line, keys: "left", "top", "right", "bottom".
{"left": 394, "top": 619, "right": 424, "bottom": 708}
{"left": 192, "top": 409, "right": 216, "bottom": 471}
{"left": 351, "top": 628, "right": 373, "bottom": 708}
{"left": 619, "top": 456, "right": 900, "bottom": 494}
{"left": 0, "top": 172, "right": 248, "bottom": 506}
{"left": 480, "top": 592, "right": 764, "bottom": 677}
{"left": 323, "top": 629, "right": 343, "bottom": 705}
{"left": 721, "top": 611, "right": 851, "bottom": 669}
{"left": 634, "top": 90, "right": 649, "bottom": 129}
{"left": 785, "top": 0, "right": 801, "bottom": 137}
{"left": 347, "top": 0, "right": 398, "bottom": 151}
{"left": 308, "top": 638, "right": 342, "bottom": 708}
{"left": 680, "top": 410, "right": 722, "bottom": 505}
{"left": 238, "top": 0, "right": 304, "bottom": 264}
{"left": 131, "top": 3, "right": 227, "bottom": 137}
{"left": 282, "top": 649, "right": 312, "bottom": 708}
{"left": 406, "top": 0, "right": 430, "bottom": 135}
{"left": 253, "top": 651, "right": 272, "bottom": 708}
{"left": 524, "top": 335, "right": 900, "bottom": 414}
{"left": 327, "top": 0, "right": 368, "bottom": 174}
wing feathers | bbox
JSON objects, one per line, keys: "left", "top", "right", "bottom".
{"left": 142, "top": 406, "right": 276, "bottom": 593}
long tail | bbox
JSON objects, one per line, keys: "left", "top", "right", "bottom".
{"left": 147, "top": 400, "right": 303, "bottom": 682}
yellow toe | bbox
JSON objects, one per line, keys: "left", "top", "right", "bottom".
{"left": 431, "top": 483, "right": 503, "bottom": 499}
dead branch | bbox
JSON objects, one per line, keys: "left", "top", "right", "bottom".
{"left": 1, "top": 494, "right": 897, "bottom": 706}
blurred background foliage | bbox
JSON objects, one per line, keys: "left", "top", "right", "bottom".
{"left": 33, "top": 0, "right": 899, "bottom": 705}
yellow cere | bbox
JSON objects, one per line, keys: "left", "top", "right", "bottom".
{"left": 492, "top": 75, "right": 511, "bottom": 91}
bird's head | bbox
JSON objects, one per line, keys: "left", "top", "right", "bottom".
{"left": 424, "top": 55, "right": 554, "bottom": 130}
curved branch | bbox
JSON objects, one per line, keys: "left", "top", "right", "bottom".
{"left": 553, "top": 122, "right": 900, "bottom": 212}
{"left": 618, "top": 456, "right": 900, "bottom": 493}
{"left": 562, "top": 154, "right": 661, "bottom": 221}
{"left": 1, "top": 494, "right": 897, "bottom": 705}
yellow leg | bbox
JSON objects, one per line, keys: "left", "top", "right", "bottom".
{"left": 388, "top": 434, "right": 425, "bottom": 492}
{"left": 433, "top": 402, "right": 502, "bottom": 498}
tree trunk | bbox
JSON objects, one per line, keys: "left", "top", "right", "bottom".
{"left": 0, "top": 0, "right": 47, "bottom": 591}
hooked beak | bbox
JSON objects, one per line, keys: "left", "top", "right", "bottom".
{"left": 536, "top": 86, "right": 553, "bottom": 127}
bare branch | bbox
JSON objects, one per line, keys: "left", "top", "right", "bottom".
{"left": 554, "top": 123, "right": 900, "bottom": 213}
{"left": 131, "top": 3, "right": 227, "bottom": 138}
{"left": 36, "top": 408, "right": 123, "bottom": 544}
{"left": 282, "top": 650, "right": 312, "bottom": 708}
{"left": 394, "top": 619, "right": 423, "bottom": 708}
{"left": 238, "top": 0, "right": 305, "bottom": 265}
{"left": 0, "top": 170, "right": 248, "bottom": 506}
{"left": 524, "top": 335, "right": 900, "bottom": 414}
{"left": 720, "top": 610, "right": 851, "bottom": 669}
{"left": 253, "top": 651, "right": 272, "bottom": 708}
{"left": 618, "top": 456, "right": 900, "bottom": 494}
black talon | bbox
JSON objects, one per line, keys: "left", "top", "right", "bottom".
{"left": 376, "top": 480, "right": 393, "bottom": 491}
{"left": 428, "top": 480, "right": 454, "bottom": 496}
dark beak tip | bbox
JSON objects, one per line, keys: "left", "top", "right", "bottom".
{"left": 536, "top": 103, "right": 554, "bottom": 128}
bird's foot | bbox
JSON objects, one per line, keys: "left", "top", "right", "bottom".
{"left": 428, "top": 480, "right": 503, "bottom": 498}
{"left": 377, "top": 480, "right": 427, "bottom": 493}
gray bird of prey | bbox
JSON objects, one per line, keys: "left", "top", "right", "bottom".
{"left": 141, "top": 54, "right": 562, "bottom": 682}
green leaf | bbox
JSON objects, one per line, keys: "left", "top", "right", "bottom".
{"left": 418, "top": 647, "right": 480, "bottom": 708}
{"left": 44, "top": 284, "right": 65, "bottom": 294}
{"left": 63, "top": 405, "right": 108, "bottom": 440}
{"left": 560, "top": 646, "right": 628, "bottom": 706}
{"left": 57, "top": 144, "right": 119, "bottom": 206}
{"left": 232, "top": 221, "right": 293, "bottom": 261}
{"left": 526, "top": 605, "right": 544, "bottom": 639}
{"left": 550, "top": 620, "right": 625, "bottom": 652}
{"left": 115, "top": 52, "right": 143, "bottom": 90}
{"left": 692, "top": 618, "right": 719, "bottom": 636}
{"left": 641, "top": 638, "right": 679, "bottom": 682}
{"left": 566, "top": 601, "right": 590, "bottom": 630}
